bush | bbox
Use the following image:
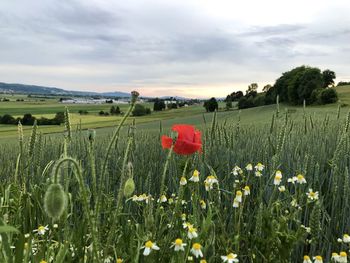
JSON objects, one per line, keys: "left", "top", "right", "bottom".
{"left": 132, "top": 104, "right": 151, "bottom": 116}
{"left": 21, "top": 113, "right": 36, "bottom": 125}
{"left": 0, "top": 114, "right": 16, "bottom": 124}
{"left": 320, "top": 88, "right": 338, "bottom": 104}
{"left": 167, "top": 103, "right": 178, "bottom": 109}
{"left": 78, "top": 110, "right": 89, "bottom": 115}
{"left": 238, "top": 97, "right": 254, "bottom": 109}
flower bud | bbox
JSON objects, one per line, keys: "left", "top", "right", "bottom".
{"left": 44, "top": 183, "right": 68, "bottom": 220}
{"left": 124, "top": 178, "right": 135, "bottom": 197}
{"left": 131, "top": 91, "right": 140, "bottom": 104}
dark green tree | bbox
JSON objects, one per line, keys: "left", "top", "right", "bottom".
{"left": 322, "top": 69, "right": 336, "bottom": 87}
{"left": 153, "top": 98, "right": 166, "bottom": 111}
{"left": 204, "top": 97, "right": 218, "bottom": 112}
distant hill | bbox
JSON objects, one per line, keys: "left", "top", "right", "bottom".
{"left": 0, "top": 82, "right": 130, "bottom": 97}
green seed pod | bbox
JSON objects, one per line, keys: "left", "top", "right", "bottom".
{"left": 44, "top": 183, "right": 68, "bottom": 220}
{"left": 123, "top": 178, "right": 135, "bottom": 197}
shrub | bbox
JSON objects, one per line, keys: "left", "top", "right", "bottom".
{"left": 320, "top": 88, "right": 338, "bottom": 104}
{"left": 132, "top": 104, "right": 151, "bottom": 116}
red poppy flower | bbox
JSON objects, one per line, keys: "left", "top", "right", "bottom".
{"left": 161, "top": 124, "right": 202, "bottom": 155}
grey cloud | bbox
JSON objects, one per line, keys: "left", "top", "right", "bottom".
{"left": 0, "top": 0, "right": 349, "bottom": 96}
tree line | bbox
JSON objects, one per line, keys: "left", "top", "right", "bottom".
{"left": 0, "top": 112, "right": 65, "bottom": 126}
{"left": 223, "top": 66, "right": 338, "bottom": 110}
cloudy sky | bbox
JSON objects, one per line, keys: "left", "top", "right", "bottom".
{"left": 0, "top": 0, "right": 349, "bottom": 98}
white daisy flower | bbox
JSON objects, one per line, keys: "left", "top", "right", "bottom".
{"left": 303, "top": 255, "right": 312, "bottom": 263}
{"left": 306, "top": 189, "right": 319, "bottom": 201}
{"left": 33, "top": 225, "right": 49, "bottom": 236}
{"left": 221, "top": 252, "right": 239, "bottom": 262}
{"left": 190, "top": 243, "right": 203, "bottom": 258}
{"left": 189, "top": 170, "right": 200, "bottom": 182}
{"left": 141, "top": 240, "right": 160, "bottom": 256}
{"left": 171, "top": 238, "right": 187, "bottom": 252}
{"left": 180, "top": 176, "right": 187, "bottom": 186}
{"left": 254, "top": 163, "right": 264, "bottom": 171}
{"left": 278, "top": 186, "right": 286, "bottom": 192}
{"left": 232, "top": 166, "right": 243, "bottom": 176}
{"left": 313, "top": 255, "right": 323, "bottom": 263}
{"left": 343, "top": 234, "right": 350, "bottom": 243}
{"left": 243, "top": 186, "right": 250, "bottom": 195}
{"left": 187, "top": 226, "right": 198, "bottom": 239}
{"left": 245, "top": 163, "right": 253, "bottom": 171}
{"left": 296, "top": 174, "right": 307, "bottom": 184}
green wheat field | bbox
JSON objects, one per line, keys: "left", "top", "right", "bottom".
{"left": 1, "top": 87, "right": 350, "bottom": 263}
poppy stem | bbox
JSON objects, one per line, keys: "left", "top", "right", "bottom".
{"left": 159, "top": 144, "right": 174, "bottom": 197}
{"left": 155, "top": 144, "right": 174, "bottom": 227}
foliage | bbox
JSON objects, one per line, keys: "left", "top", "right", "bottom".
{"left": 203, "top": 97, "right": 218, "bottom": 112}
{"left": 132, "top": 104, "right": 151, "bottom": 116}
{"left": 266, "top": 66, "right": 338, "bottom": 105}
{"left": 320, "top": 88, "right": 338, "bottom": 104}
{"left": 153, "top": 98, "right": 166, "bottom": 111}
{"left": 337, "top": 81, "right": 350, "bottom": 87}
{"left": 322, "top": 69, "right": 336, "bottom": 87}
{"left": 0, "top": 112, "right": 65, "bottom": 126}
{"left": 110, "top": 106, "right": 121, "bottom": 115}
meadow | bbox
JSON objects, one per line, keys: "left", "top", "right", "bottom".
{"left": 0, "top": 87, "right": 350, "bottom": 262}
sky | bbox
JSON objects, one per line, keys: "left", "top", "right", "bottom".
{"left": 0, "top": 0, "right": 349, "bottom": 98}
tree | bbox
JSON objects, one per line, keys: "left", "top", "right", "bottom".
{"left": 246, "top": 83, "right": 258, "bottom": 97}
{"left": 204, "top": 97, "right": 218, "bottom": 112}
{"left": 266, "top": 66, "right": 330, "bottom": 105}
{"left": 132, "top": 104, "right": 151, "bottom": 116}
{"left": 263, "top": 84, "right": 272, "bottom": 92}
{"left": 322, "top": 70, "right": 336, "bottom": 87}
{"left": 53, "top": 112, "right": 65, "bottom": 124}
{"left": 115, "top": 106, "right": 121, "bottom": 114}
{"left": 110, "top": 106, "right": 116, "bottom": 115}
{"left": 153, "top": 98, "right": 166, "bottom": 111}
{"left": 225, "top": 96, "right": 233, "bottom": 109}
{"left": 21, "top": 113, "right": 36, "bottom": 125}
{"left": 320, "top": 88, "right": 338, "bottom": 104}
{"left": 0, "top": 114, "right": 16, "bottom": 124}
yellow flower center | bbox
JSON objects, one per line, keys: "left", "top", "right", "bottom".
{"left": 175, "top": 239, "right": 183, "bottom": 246}
{"left": 38, "top": 226, "right": 45, "bottom": 231}
{"left": 275, "top": 175, "right": 282, "bottom": 180}
{"left": 236, "top": 190, "right": 242, "bottom": 196}
{"left": 315, "top": 255, "right": 322, "bottom": 260}
{"left": 40, "top": 261, "right": 47, "bottom": 263}
{"left": 189, "top": 226, "right": 197, "bottom": 233}
{"left": 145, "top": 241, "right": 153, "bottom": 248}
{"left": 244, "top": 186, "right": 250, "bottom": 191}
{"left": 297, "top": 174, "right": 304, "bottom": 180}
{"left": 303, "top": 255, "right": 310, "bottom": 260}
{"left": 193, "top": 170, "right": 199, "bottom": 177}
{"left": 309, "top": 192, "right": 315, "bottom": 197}
{"left": 200, "top": 260, "right": 207, "bottom": 263}
{"left": 332, "top": 252, "right": 339, "bottom": 257}
{"left": 227, "top": 253, "right": 236, "bottom": 259}
{"left": 192, "top": 243, "right": 201, "bottom": 250}
{"left": 116, "top": 259, "right": 123, "bottom": 263}
{"left": 340, "top": 251, "right": 347, "bottom": 257}
{"left": 344, "top": 234, "right": 349, "bottom": 238}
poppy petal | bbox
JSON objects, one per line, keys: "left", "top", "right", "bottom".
{"left": 172, "top": 124, "right": 195, "bottom": 142}
{"left": 161, "top": 135, "right": 173, "bottom": 149}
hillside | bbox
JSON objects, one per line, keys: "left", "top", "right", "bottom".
{"left": 0, "top": 82, "right": 130, "bottom": 97}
